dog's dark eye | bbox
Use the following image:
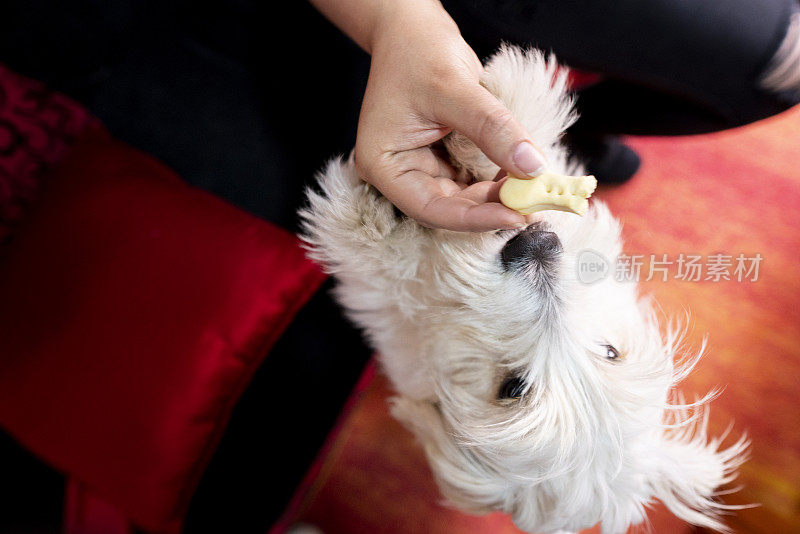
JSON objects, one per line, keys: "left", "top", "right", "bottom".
{"left": 499, "top": 376, "right": 526, "bottom": 400}
{"left": 603, "top": 344, "right": 620, "bottom": 360}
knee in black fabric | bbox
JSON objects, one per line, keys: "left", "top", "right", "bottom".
{"left": 730, "top": 7, "right": 800, "bottom": 127}
{"left": 761, "top": 9, "right": 800, "bottom": 94}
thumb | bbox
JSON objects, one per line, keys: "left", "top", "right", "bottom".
{"left": 441, "top": 83, "right": 547, "bottom": 179}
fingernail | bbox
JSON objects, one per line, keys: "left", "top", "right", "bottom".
{"left": 504, "top": 221, "right": 527, "bottom": 230}
{"left": 513, "top": 142, "right": 547, "bottom": 177}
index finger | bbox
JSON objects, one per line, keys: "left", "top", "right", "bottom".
{"left": 378, "top": 170, "right": 527, "bottom": 232}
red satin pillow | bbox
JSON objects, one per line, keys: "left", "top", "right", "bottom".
{"left": 0, "top": 63, "right": 97, "bottom": 243}
{"left": 0, "top": 130, "right": 326, "bottom": 532}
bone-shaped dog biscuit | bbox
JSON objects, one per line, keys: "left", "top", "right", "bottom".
{"left": 499, "top": 172, "right": 597, "bottom": 216}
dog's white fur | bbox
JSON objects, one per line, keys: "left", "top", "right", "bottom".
{"left": 301, "top": 46, "right": 748, "bottom": 534}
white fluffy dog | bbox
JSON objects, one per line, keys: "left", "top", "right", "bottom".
{"left": 301, "top": 46, "right": 748, "bottom": 534}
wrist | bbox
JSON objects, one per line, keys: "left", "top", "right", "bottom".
{"left": 370, "top": 0, "right": 459, "bottom": 54}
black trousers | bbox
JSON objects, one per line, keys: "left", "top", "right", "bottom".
{"left": 446, "top": 0, "right": 799, "bottom": 136}
{"left": 0, "top": 1, "right": 797, "bottom": 532}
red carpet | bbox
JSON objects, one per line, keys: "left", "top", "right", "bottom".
{"left": 290, "top": 107, "right": 800, "bottom": 533}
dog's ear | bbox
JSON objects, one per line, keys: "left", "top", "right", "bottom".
{"left": 642, "top": 417, "right": 749, "bottom": 532}
{"left": 300, "top": 156, "right": 424, "bottom": 279}
{"left": 444, "top": 45, "right": 578, "bottom": 182}
{"left": 390, "top": 396, "right": 505, "bottom": 515}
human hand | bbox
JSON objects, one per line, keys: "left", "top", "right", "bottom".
{"left": 354, "top": 1, "right": 547, "bottom": 231}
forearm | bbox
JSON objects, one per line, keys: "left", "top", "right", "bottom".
{"left": 308, "top": 0, "right": 455, "bottom": 54}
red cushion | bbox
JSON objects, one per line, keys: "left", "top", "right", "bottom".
{"left": 0, "top": 130, "right": 326, "bottom": 532}
{"left": 567, "top": 69, "right": 602, "bottom": 90}
{"left": 0, "top": 63, "right": 97, "bottom": 243}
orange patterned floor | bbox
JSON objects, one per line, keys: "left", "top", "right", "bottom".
{"left": 289, "top": 108, "right": 800, "bottom": 533}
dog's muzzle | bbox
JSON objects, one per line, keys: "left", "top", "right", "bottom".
{"left": 501, "top": 225, "right": 562, "bottom": 270}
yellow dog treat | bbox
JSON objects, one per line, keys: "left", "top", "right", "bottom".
{"left": 499, "top": 172, "right": 597, "bottom": 216}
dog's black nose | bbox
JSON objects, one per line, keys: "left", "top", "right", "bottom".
{"left": 501, "top": 226, "right": 562, "bottom": 269}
